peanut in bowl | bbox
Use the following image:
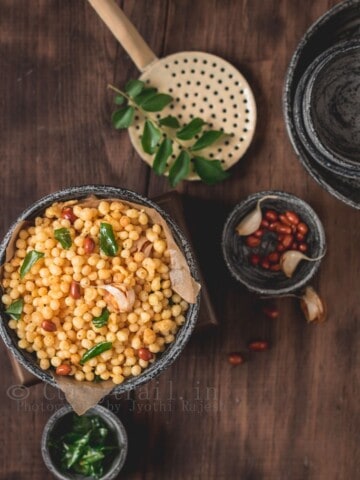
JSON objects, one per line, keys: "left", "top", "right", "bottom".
{"left": 0, "top": 185, "right": 200, "bottom": 396}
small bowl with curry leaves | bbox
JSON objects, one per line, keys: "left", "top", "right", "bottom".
{"left": 41, "top": 405, "right": 127, "bottom": 480}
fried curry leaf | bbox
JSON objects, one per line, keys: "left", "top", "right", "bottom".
{"left": 54, "top": 228, "right": 72, "bottom": 249}
{"left": 20, "top": 250, "right": 44, "bottom": 278}
{"left": 99, "top": 223, "right": 118, "bottom": 257}
{"left": 5, "top": 298, "right": 24, "bottom": 320}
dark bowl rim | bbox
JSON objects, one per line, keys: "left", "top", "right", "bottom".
{"left": 283, "top": 0, "right": 359, "bottom": 116}
{"left": 221, "top": 190, "right": 326, "bottom": 295}
{"left": 283, "top": 0, "right": 360, "bottom": 209}
{"left": 303, "top": 39, "right": 360, "bottom": 168}
{"left": 292, "top": 39, "right": 360, "bottom": 179}
{"left": 0, "top": 185, "right": 200, "bottom": 394}
{"left": 41, "top": 404, "right": 128, "bottom": 480}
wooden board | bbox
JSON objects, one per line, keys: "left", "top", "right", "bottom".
{"left": 0, "top": 0, "right": 359, "bottom": 479}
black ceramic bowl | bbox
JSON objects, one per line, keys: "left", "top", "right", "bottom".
{"left": 222, "top": 191, "right": 326, "bottom": 296}
{"left": 293, "top": 41, "right": 360, "bottom": 181}
{"left": 284, "top": 0, "right": 360, "bottom": 209}
{"left": 303, "top": 40, "right": 360, "bottom": 167}
{"left": 41, "top": 405, "right": 127, "bottom": 480}
{"left": 0, "top": 185, "right": 200, "bottom": 393}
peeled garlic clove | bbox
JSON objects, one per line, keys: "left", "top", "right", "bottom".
{"left": 135, "top": 237, "right": 148, "bottom": 251}
{"left": 300, "top": 286, "right": 326, "bottom": 323}
{"left": 130, "top": 236, "right": 146, "bottom": 253}
{"left": 97, "top": 284, "right": 135, "bottom": 312}
{"left": 280, "top": 250, "right": 324, "bottom": 278}
{"left": 126, "top": 287, "right": 136, "bottom": 308}
{"left": 235, "top": 195, "right": 279, "bottom": 236}
{"left": 132, "top": 236, "right": 153, "bottom": 257}
{"left": 143, "top": 242, "right": 153, "bottom": 257}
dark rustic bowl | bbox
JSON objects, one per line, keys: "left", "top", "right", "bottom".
{"left": 41, "top": 405, "right": 127, "bottom": 480}
{"left": 222, "top": 191, "right": 326, "bottom": 296}
{"left": 293, "top": 41, "right": 360, "bottom": 181}
{"left": 303, "top": 40, "right": 360, "bottom": 167}
{"left": 0, "top": 185, "right": 200, "bottom": 394}
{"left": 284, "top": 0, "right": 360, "bottom": 209}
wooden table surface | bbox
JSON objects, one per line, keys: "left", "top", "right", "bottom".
{"left": 1, "top": 1, "right": 359, "bottom": 479}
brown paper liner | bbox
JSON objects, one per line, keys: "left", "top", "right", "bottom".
{"left": 56, "top": 375, "right": 114, "bottom": 416}
{"left": 78, "top": 197, "right": 200, "bottom": 304}
{"left": 1, "top": 196, "right": 200, "bottom": 414}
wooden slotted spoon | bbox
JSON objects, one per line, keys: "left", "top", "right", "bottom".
{"left": 88, "top": 0, "right": 256, "bottom": 180}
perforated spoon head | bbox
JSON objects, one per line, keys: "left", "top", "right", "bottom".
{"left": 129, "top": 51, "right": 256, "bottom": 180}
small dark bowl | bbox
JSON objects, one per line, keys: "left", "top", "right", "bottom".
{"left": 222, "top": 191, "right": 326, "bottom": 296}
{"left": 41, "top": 405, "right": 127, "bottom": 480}
{"left": 303, "top": 40, "right": 360, "bottom": 168}
{"left": 0, "top": 185, "right": 200, "bottom": 394}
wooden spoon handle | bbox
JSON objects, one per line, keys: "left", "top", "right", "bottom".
{"left": 87, "top": 0, "right": 158, "bottom": 72}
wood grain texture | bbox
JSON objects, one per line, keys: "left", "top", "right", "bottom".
{"left": 1, "top": 1, "right": 359, "bottom": 479}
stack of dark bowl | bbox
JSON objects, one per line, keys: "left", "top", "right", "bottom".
{"left": 284, "top": 0, "right": 360, "bottom": 209}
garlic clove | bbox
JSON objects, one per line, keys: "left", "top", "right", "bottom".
{"left": 96, "top": 284, "right": 135, "bottom": 312}
{"left": 135, "top": 237, "right": 148, "bottom": 251}
{"left": 235, "top": 195, "right": 278, "bottom": 236}
{"left": 132, "top": 236, "right": 153, "bottom": 257}
{"left": 300, "top": 286, "right": 326, "bottom": 323}
{"left": 143, "top": 242, "right": 153, "bottom": 257}
{"left": 280, "top": 250, "right": 309, "bottom": 278}
{"left": 235, "top": 206, "right": 262, "bottom": 236}
{"left": 126, "top": 287, "right": 136, "bottom": 308}
{"left": 280, "top": 250, "right": 325, "bottom": 278}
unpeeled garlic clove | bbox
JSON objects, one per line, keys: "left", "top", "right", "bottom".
{"left": 235, "top": 195, "right": 278, "bottom": 236}
{"left": 300, "top": 286, "right": 326, "bottom": 323}
{"left": 280, "top": 250, "right": 325, "bottom": 278}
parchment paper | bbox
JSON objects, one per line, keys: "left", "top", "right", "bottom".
{"left": 1, "top": 196, "right": 200, "bottom": 414}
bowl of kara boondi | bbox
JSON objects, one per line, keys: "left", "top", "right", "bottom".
{"left": 0, "top": 185, "right": 200, "bottom": 393}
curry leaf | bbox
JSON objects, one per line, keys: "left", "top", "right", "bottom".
{"left": 141, "top": 93, "right": 173, "bottom": 112}
{"left": 134, "top": 88, "right": 157, "bottom": 105}
{"left": 54, "top": 228, "right": 72, "bottom": 249}
{"left": 99, "top": 223, "right": 118, "bottom": 256}
{"left": 153, "top": 138, "right": 172, "bottom": 175}
{"left": 111, "top": 106, "right": 135, "bottom": 129}
{"left": 190, "top": 130, "right": 223, "bottom": 151}
{"left": 169, "top": 151, "right": 190, "bottom": 187}
{"left": 109, "top": 80, "right": 233, "bottom": 188}
{"left": 159, "top": 115, "right": 180, "bottom": 128}
{"left": 125, "top": 79, "right": 144, "bottom": 98}
{"left": 20, "top": 250, "right": 44, "bottom": 278}
{"left": 176, "top": 118, "right": 206, "bottom": 140}
{"left": 114, "top": 94, "right": 125, "bottom": 105}
{"left": 193, "top": 156, "right": 230, "bottom": 185}
{"left": 141, "top": 120, "right": 161, "bottom": 154}
{"left": 5, "top": 298, "right": 24, "bottom": 320}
